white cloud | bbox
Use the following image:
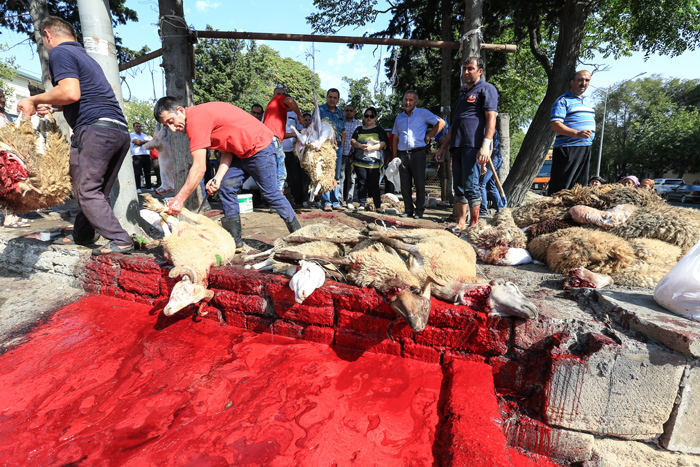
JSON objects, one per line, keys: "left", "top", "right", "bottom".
{"left": 195, "top": 1, "right": 221, "bottom": 11}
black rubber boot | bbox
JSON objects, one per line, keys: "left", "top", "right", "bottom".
{"left": 221, "top": 216, "right": 244, "bottom": 251}
{"left": 286, "top": 217, "right": 302, "bottom": 233}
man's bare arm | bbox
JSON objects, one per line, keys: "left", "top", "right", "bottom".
{"left": 551, "top": 121, "right": 593, "bottom": 139}
{"left": 168, "top": 148, "right": 207, "bottom": 215}
{"left": 17, "top": 78, "right": 80, "bottom": 117}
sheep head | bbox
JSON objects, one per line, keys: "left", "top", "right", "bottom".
{"left": 488, "top": 279, "right": 538, "bottom": 319}
{"left": 163, "top": 266, "right": 214, "bottom": 316}
{"left": 389, "top": 280, "right": 434, "bottom": 338}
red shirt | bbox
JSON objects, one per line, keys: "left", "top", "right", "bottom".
{"left": 262, "top": 94, "right": 288, "bottom": 140}
{"left": 185, "top": 102, "right": 273, "bottom": 158}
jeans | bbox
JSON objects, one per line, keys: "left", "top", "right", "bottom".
{"left": 219, "top": 142, "right": 295, "bottom": 222}
{"left": 452, "top": 146, "right": 481, "bottom": 207}
{"left": 273, "top": 136, "right": 287, "bottom": 191}
{"left": 321, "top": 144, "right": 343, "bottom": 208}
{"left": 479, "top": 155, "right": 504, "bottom": 213}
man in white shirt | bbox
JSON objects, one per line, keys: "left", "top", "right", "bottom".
{"left": 130, "top": 122, "right": 152, "bottom": 193}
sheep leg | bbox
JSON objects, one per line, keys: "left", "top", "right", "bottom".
{"left": 284, "top": 236, "right": 362, "bottom": 247}
{"left": 373, "top": 237, "right": 425, "bottom": 268}
{"left": 273, "top": 250, "right": 352, "bottom": 267}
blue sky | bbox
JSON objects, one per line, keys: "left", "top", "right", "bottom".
{"left": 1, "top": 0, "right": 699, "bottom": 106}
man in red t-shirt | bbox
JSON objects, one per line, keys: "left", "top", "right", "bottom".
{"left": 262, "top": 86, "right": 303, "bottom": 193}
{"left": 153, "top": 96, "right": 301, "bottom": 250}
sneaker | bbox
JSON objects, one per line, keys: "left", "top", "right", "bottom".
{"left": 347, "top": 203, "right": 355, "bottom": 210}
{"left": 136, "top": 189, "right": 142, "bottom": 194}
{"left": 302, "top": 201, "right": 311, "bottom": 208}
{"left": 358, "top": 205, "right": 365, "bottom": 211}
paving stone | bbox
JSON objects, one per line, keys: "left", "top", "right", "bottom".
{"left": 661, "top": 365, "right": 700, "bottom": 454}
{"left": 592, "top": 437, "right": 700, "bottom": 467}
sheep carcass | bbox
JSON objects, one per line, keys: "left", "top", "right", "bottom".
{"left": 142, "top": 194, "right": 237, "bottom": 317}
{"left": 0, "top": 114, "right": 71, "bottom": 213}
{"left": 293, "top": 103, "right": 338, "bottom": 200}
{"left": 142, "top": 123, "right": 175, "bottom": 195}
{"left": 368, "top": 228, "right": 538, "bottom": 320}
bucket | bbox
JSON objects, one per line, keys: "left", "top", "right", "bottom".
{"left": 239, "top": 193, "right": 253, "bottom": 213}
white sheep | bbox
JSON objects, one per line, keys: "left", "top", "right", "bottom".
{"left": 142, "top": 123, "right": 175, "bottom": 195}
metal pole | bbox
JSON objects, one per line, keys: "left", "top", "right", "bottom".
{"left": 596, "top": 92, "right": 607, "bottom": 177}
{"left": 594, "top": 71, "right": 647, "bottom": 178}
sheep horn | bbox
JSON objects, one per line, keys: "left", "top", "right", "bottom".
{"left": 169, "top": 265, "right": 198, "bottom": 283}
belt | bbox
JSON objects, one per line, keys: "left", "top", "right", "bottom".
{"left": 400, "top": 146, "right": 426, "bottom": 154}
{"left": 92, "top": 120, "right": 128, "bottom": 131}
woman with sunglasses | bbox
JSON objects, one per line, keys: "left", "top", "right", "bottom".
{"left": 349, "top": 107, "right": 389, "bottom": 211}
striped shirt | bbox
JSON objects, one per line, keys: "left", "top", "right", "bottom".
{"left": 551, "top": 91, "right": 596, "bottom": 148}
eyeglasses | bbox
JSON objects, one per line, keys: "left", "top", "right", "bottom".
{"left": 364, "top": 114, "right": 375, "bottom": 119}
{"left": 345, "top": 109, "right": 354, "bottom": 112}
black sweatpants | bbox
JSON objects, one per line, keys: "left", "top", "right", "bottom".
{"left": 398, "top": 147, "right": 427, "bottom": 215}
{"left": 132, "top": 154, "right": 152, "bottom": 189}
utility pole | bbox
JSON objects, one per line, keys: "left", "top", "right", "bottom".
{"left": 157, "top": 0, "right": 202, "bottom": 211}
{"left": 440, "top": 0, "right": 453, "bottom": 203}
{"left": 76, "top": 0, "right": 146, "bottom": 237}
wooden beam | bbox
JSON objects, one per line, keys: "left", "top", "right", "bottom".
{"left": 195, "top": 31, "right": 516, "bottom": 53}
{"left": 118, "top": 31, "right": 516, "bottom": 71}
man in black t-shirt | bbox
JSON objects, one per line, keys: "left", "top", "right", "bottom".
{"left": 17, "top": 16, "right": 133, "bottom": 255}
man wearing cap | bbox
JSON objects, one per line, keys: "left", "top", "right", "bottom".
{"left": 550, "top": 70, "right": 595, "bottom": 194}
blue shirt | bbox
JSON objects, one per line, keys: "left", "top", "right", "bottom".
{"left": 48, "top": 41, "right": 126, "bottom": 131}
{"left": 451, "top": 80, "right": 498, "bottom": 148}
{"left": 391, "top": 107, "right": 440, "bottom": 151}
{"left": 314, "top": 103, "right": 345, "bottom": 143}
{"left": 551, "top": 91, "right": 596, "bottom": 148}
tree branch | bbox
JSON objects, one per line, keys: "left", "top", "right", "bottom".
{"left": 528, "top": 25, "right": 552, "bottom": 78}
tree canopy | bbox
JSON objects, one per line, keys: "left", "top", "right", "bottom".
{"left": 124, "top": 98, "right": 158, "bottom": 135}
{"left": 592, "top": 76, "right": 700, "bottom": 180}
{"left": 0, "top": 0, "right": 140, "bottom": 62}
{"left": 193, "top": 26, "right": 324, "bottom": 113}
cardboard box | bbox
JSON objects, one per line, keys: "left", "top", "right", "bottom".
{"left": 239, "top": 193, "right": 253, "bottom": 213}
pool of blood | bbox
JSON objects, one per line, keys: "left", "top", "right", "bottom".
{"left": 0, "top": 295, "right": 443, "bottom": 466}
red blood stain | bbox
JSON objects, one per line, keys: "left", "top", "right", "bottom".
{"left": 0, "top": 295, "right": 443, "bottom": 466}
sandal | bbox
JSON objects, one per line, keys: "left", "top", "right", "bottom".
{"left": 3, "top": 221, "right": 31, "bottom": 229}
{"left": 53, "top": 234, "right": 99, "bottom": 246}
{"left": 92, "top": 240, "right": 135, "bottom": 256}
{"left": 446, "top": 225, "right": 463, "bottom": 236}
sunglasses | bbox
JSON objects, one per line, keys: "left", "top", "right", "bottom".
{"left": 345, "top": 109, "right": 354, "bottom": 112}
{"left": 364, "top": 114, "right": 375, "bottom": 119}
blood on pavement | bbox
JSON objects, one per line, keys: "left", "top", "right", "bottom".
{"left": 0, "top": 295, "right": 443, "bottom": 466}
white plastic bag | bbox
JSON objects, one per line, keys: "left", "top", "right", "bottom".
{"left": 385, "top": 157, "right": 401, "bottom": 191}
{"left": 654, "top": 239, "right": 700, "bottom": 321}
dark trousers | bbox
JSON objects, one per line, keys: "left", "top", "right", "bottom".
{"left": 549, "top": 145, "right": 591, "bottom": 195}
{"left": 398, "top": 147, "right": 426, "bottom": 215}
{"left": 452, "top": 146, "right": 481, "bottom": 207}
{"left": 284, "top": 151, "right": 308, "bottom": 205}
{"left": 151, "top": 157, "right": 161, "bottom": 187}
{"left": 132, "top": 154, "right": 152, "bottom": 189}
{"left": 353, "top": 165, "right": 381, "bottom": 208}
{"left": 70, "top": 125, "right": 132, "bottom": 246}
{"left": 219, "top": 142, "right": 295, "bottom": 222}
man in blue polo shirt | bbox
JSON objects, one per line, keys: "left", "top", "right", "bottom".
{"left": 313, "top": 88, "right": 346, "bottom": 211}
{"left": 392, "top": 90, "right": 445, "bottom": 219}
{"left": 549, "top": 70, "right": 595, "bottom": 194}
{"left": 436, "top": 57, "right": 498, "bottom": 231}
{"left": 17, "top": 16, "right": 133, "bottom": 256}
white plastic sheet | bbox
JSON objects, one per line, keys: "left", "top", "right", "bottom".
{"left": 654, "top": 239, "right": 700, "bottom": 321}
{"left": 385, "top": 157, "right": 401, "bottom": 191}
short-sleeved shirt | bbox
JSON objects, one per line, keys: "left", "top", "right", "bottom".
{"left": 47, "top": 41, "right": 126, "bottom": 130}
{"left": 351, "top": 126, "right": 389, "bottom": 169}
{"left": 129, "top": 131, "right": 150, "bottom": 156}
{"left": 551, "top": 91, "right": 596, "bottom": 148}
{"left": 314, "top": 103, "right": 345, "bottom": 143}
{"left": 185, "top": 102, "right": 274, "bottom": 158}
{"left": 391, "top": 107, "right": 440, "bottom": 151}
{"left": 451, "top": 80, "right": 498, "bottom": 148}
{"left": 282, "top": 111, "right": 303, "bottom": 153}
{"left": 262, "top": 94, "right": 288, "bottom": 141}
{"left": 343, "top": 119, "right": 362, "bottom": 155}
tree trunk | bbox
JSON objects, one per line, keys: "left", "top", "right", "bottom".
{"left": 439, "top": 0, "right": 453, "bottom": 203}
{"left": 503, "top": 0, "right": 594, "bottom": 206}
{"left": 157, "top": 0, "right": 202, "bottom": 211}
{"left": 28, "top": 0, "right": 71, "bottom": 138}
{"left": 75, "top": 0, "right": 147, "bottom": 238}
{"left": 497, "top": 113, "right": 510, "bottom": 184}
{"left": 462, "top": 0, "right": 482, "bottom": 61}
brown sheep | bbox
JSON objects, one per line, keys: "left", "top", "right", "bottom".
{"left": 609, "top": 238, "right": 683, "bottom": 287}
{"left": 609, "top": 205, "right": 700, "bottom": 253}
{"left": 543, "top": 227, "right": 637, "bottom": 274}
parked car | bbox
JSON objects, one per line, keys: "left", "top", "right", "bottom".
{"left": 653, "top": 178, "right": 685, "bottom": 195}
{"left": 665, "top": 184, "right": 700, "bottom": 204}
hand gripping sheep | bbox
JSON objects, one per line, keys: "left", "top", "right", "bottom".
{"left": 141, "top": 194, "right": 237, "bottom": 318}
